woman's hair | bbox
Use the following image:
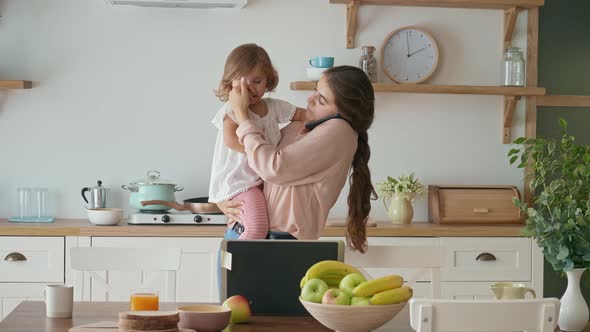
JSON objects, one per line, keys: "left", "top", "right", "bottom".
{"left": 215, "top": 43, "right": 279, "bottom": 102}
{"left": 323, "top": 65, "right": 377, "bottom": 253}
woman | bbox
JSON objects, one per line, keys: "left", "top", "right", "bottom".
{"left": 221, "top": 65, "right": 376, "bottom": 252}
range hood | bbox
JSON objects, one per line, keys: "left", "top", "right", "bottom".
{"left": 107, "top": 0, "right": 247, "bottom": 9}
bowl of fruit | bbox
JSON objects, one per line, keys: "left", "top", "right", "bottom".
{"left": 299, "top": 260, "right": 412, "bottom": 332}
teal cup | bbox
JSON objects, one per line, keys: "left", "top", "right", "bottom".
{"left": 309, "top": 56, "right": 334, "bottom": 68}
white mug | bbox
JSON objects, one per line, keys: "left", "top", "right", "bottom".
{"left": 45, "top": 284, "right": 73, "bottom": 318}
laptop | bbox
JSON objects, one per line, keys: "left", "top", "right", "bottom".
{"left": 220, "top": 239, "right": 344, "bottom": 315}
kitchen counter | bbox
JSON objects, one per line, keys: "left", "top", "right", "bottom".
{"left": 0, "top": 218, "right": 525, "bottom": 237}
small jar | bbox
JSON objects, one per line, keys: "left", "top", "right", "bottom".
{"left": 501, "top": 47, "right": 525, "bottom": 86}
{"left": 359, "top": 46, "right": 377, "bottom": 83}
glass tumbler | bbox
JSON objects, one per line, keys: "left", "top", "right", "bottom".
{"left": 17, "top": 188, "right": 33, "bottom": 219}
{"left": 130, "top": 288, "right": 159, "bottom": 311}
{"left": 34, "top": 188, "right": 48, "bottom": 218}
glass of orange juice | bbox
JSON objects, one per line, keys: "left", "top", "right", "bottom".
{"left": 130, "top": 288, "right": 159, "bottom": 311}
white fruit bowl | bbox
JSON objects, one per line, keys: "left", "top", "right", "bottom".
{"left": 300, "top": 298, "right": 407, "bottom": 332}
{"left": 87, "top": 208, "right": 123, "bottom": 225}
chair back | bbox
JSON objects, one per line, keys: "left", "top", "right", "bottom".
{"left": 345, "top": 245, "right": 443, "bottom": 298}
{"left": 409, "top": 298, "right": 560, "bottom": 332}
{"left": 70, "top": 247, "right": 181, "bottom": 301}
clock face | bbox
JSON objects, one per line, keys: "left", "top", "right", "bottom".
{"left": 381, "top": 27, "right": 439, "bottom": 84}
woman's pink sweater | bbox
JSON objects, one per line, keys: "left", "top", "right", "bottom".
{"left": 236, "top": 119, "right": 357, "bottom": 239}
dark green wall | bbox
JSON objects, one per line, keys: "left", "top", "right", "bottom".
{"left": 537, "top": 0, "right": 590, "bottom": 302}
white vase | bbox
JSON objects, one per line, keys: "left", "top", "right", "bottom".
{"left": 559, "top": 268, "right": 589, "bottom": 331}
{"left": 383, "top": 192, "right": 413, "bottom": 224}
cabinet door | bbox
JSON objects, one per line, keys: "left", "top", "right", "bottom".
{"left": 441, "top": 281, "right": 533, "bottom": 300}
{"left": 0, "top": 283, "right": 45, "bottom": 320}
{"left": 90, "top": 237, "right": 222, "bottom": 303}
{"left": 0, "top": 237, "right": 64, "bottom": 282}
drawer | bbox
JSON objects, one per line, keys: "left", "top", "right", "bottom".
{"left": 0, "top": 237, "right": 64, "bottom": 283}
{"left": 440, "top": 237, "right": 531, "bottom": 282}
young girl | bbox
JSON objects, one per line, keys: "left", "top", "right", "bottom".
{"left": 208, "top": 43, "right": 305, "bottom": 240}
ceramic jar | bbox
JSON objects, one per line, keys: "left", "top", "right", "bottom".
{"left": 384, "top": 192, "right": 414, "bottom": 224}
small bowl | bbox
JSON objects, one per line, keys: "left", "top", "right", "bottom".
{"left": 87, "top": 208, "right": 123, "bottom": 225}
{"left": 300, "top": 298, "right": 407, "bottom": 332}
{"left": 307, "top": 67, "right": 328, "bottom": 81}
{"left": 177, "top": 305, "right": 231, "bottom": 332}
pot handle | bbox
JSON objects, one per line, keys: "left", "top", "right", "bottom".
{"left": 121, "top": 185, "right": 138, "bottom": 192}
{"left": 174, "top": 186, "right": 184, "bottom": 192}
{"left": 81, "top": 187, "right": 90, "bottom": 203}
{"left": 141, "top": 200, "right": 187, "bottom": 211}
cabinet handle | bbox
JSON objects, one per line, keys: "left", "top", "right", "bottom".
{"left": 475, "top": 252, "right": 496, "bottom": 261}
{"left": 473, "top": 208, "right": 489, "bottom": 213}
{"left": 4, "top": 252, "right": 27, "bottom": 261}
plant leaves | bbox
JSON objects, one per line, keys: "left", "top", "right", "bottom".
{"left": 513, "top": 137, "right": 526, "bottom": 145}
{"left": 559, "top": 118, "right": 568, "bottom": 129}
{"left": 556, "top": 246, "right": 570, "bottom": 260}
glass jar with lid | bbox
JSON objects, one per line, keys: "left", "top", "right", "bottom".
{"left": 359, "top": 46, "right": 378, "bottom": 83}
{"left": 501, "top": 47, "right": 526, "bottom": 86}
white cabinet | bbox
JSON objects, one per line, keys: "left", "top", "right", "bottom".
{"left": 0, "top": 236, "right": 65, "bottom": 320}
{"left": 84, "top": 237, "right": 222, "bottom": 303}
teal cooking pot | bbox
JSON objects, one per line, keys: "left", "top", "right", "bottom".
{"left": 122, "top": 170, "right": 184, "bottom": 211}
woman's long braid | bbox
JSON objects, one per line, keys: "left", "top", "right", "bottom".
{"left": 324, "top": 66, "right": 377, "bottom": 253}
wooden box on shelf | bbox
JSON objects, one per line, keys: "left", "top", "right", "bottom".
{"left": 428, "top": 185, "right": 523, "bottom": 225}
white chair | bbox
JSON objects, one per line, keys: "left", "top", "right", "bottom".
{"left": 70, "top": 247, "right": 181, "bottom": 302}
{"left": 409, "top": 298, "right": 560, "bottom": 332}
{"left": 345, "top": 245, "right": 444, "bottom": 298}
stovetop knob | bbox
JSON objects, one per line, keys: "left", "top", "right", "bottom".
{"left": 161, "top": 215, "right": 170, "bottom": 223}
{"left": 194, "top": 215, "right": 203, "bottom": 223}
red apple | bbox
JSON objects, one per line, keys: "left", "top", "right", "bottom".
{"left": 222, "top": 295, "right": 251, "bottom": 323}
{"left": 321, "top": 288, "right": 351, "bottom": 305}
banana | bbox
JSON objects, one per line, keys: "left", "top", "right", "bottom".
{"left": 300, "top": 275, "right": 308, "bottom": 289}
{"left": 352, "top": 275, "right": 404, "bottom": 297}
{"left": 369, "top": 286, "right": 413, "bottom": 305}
{"left": 321, "top": 274, "right": 344, "bottom": 287}
{"left": 305, "top": 260, "right": 362, "bottom": 280}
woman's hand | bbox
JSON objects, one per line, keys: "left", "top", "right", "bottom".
{"left": 229, "top": 77, "right": 252, "bottom": 124}
{"left": 216, "top": 200, "right": 244, "bottom": 223}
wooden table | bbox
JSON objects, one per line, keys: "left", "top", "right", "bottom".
{"left": 0, "top": 301, "right": 334, "bottom": 332}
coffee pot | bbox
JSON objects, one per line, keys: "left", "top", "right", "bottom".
{"left": 81, "top": 180, "right": 109, "bottom": 209}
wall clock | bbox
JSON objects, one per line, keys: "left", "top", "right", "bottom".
{"left": 380, "top": 26, "right": 439, "bottom": 84}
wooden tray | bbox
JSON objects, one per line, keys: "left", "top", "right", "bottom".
{"left": 69, "top": 321, "right": 194, "bottom": 332}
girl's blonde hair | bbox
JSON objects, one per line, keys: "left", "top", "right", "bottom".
{"left": 215, "top": 43, "right": 279, "bottom": 102}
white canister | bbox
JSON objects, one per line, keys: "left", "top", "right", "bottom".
{"left": 45, "top": 284, "right": 74, "bottom": 318}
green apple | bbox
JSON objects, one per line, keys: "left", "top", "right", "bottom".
{"left": 300, "top": 278, "right": 329, "bottom": 303}
{"left": 321, "top": 288, "right": 352, "bottom": 305}
{"left": 351, "top": 296, "right": 371, "bottom": 306}
{"left": 222, "top": 295, "right": 251, "bottom": 323}
{"left": 339, "top": 273, "right": 367, "bottom": 293}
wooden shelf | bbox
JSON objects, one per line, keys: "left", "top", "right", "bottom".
{"left": 537, "top": 95, "right": 590, "bottom": 107}
{"left": 290, "top": 81, "right": 545, "bottom": 96}
{"left": 0, "top": 80, "right": 32, "bottom": 89}
{"left": 330, "top": 0, "right": 544, "bottom": 10}
{"left": 332, "top": 0, "right": 544, "bottom": 48}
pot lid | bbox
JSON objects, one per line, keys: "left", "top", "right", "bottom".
{"left": 131, "top": 170, "right": 176, "bottom": 185}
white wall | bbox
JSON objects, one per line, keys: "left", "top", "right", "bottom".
{"left": 0, "top": 0, "right": 528, "bottom": 222}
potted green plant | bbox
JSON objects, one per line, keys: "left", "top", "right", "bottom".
{"left": 508, "top": 118, "right": 590, "bottom": 331}
{"left": 376, "top": 173, "right": 425, "bottom": 224}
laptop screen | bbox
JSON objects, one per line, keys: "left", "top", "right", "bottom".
{"left": 220, "top": 240, "right": 344, "bottom": 315}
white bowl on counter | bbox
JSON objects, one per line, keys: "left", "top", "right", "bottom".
{"left": 87, "top": 208, "right": 123, "bottom": 225}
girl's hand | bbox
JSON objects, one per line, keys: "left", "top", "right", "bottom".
{"left": 216, "top": 200, "right": 244, "bottom": 223}
{"left": 229, "top": 77, "right": 251, "bottom": 124}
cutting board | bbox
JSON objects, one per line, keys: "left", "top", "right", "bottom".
{"left": 69, "top": 321, "right": 195, "bottom": 332}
